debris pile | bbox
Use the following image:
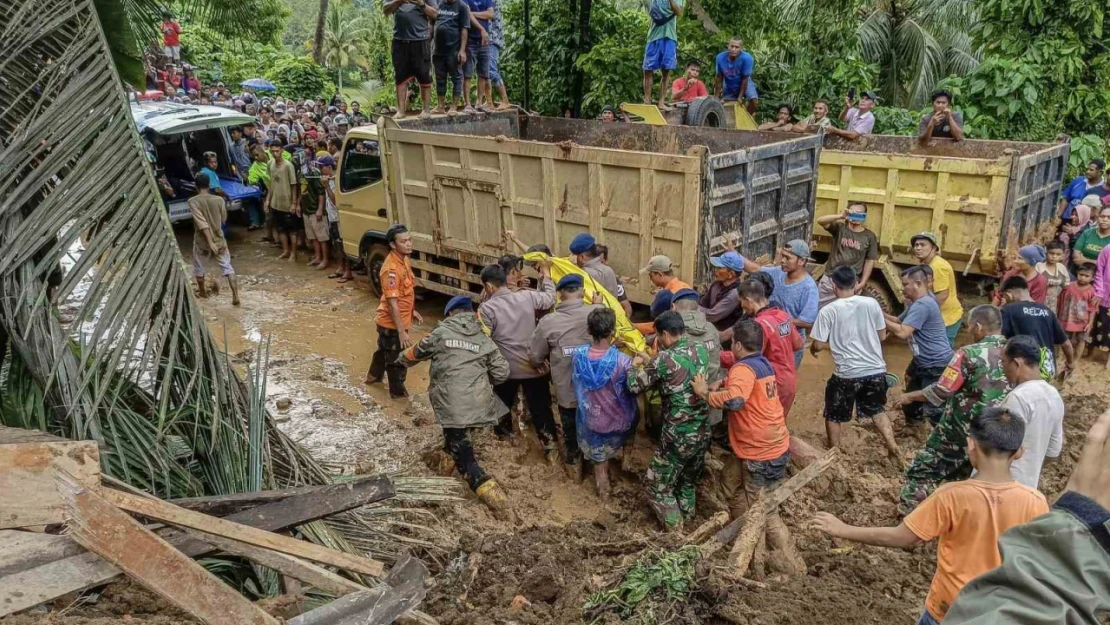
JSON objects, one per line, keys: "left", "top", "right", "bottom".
{"left": 0, "top": 425, "right": 440, "bottom": 625}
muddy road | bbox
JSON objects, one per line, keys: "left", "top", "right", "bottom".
{"left": 14, "top": 223, "right": 1105, "bottom": 625}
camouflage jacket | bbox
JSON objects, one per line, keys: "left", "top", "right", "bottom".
{"left": 628, "top": 336, "right": 710, "bottom": 448}
{"left": 922, "top": 334, "right": 1009, "bottom": 436}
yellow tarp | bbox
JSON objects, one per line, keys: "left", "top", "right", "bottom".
{"left": 523, "top": 252, "right": 647, "bottom": 354}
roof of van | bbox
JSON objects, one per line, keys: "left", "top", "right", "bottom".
{"left": 345, "top": 125, "right": 379, "bottom": 140}
{"left": 131, "top": 101, "right": 255, "bottom": 134}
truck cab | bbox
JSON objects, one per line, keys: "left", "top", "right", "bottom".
{"left": 334, "top": 125, "right": 391, "bottom": 294}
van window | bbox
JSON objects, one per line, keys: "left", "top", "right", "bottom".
{"left": 340, "top": 139, "right": 382, "bottom": 192}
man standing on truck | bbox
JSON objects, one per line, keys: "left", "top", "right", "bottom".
{"left": 530, "top": 274, "right": 600, "bottom": 479}
{"left": 714, "top": 38, "right": 757, "bottom": 115}
{"left": 911, "top": 231, "right": 964, "bottom": 344}
{"left": 463, "top": 0, "right": 494, "bottom": 112}
{"left": 642, "top": 0, "right": 683, "bottom": 109}
{"left": 384, "top": 0, "right": 438, "bottom": 120}
{"left": 884, "top": 266, "right": 955, "bottom": 427}
{"left": 478, "top": 263, "right": 560, "bottom": 461}
{"left": 918, "top": 90, "right": 964, "bottom": 144}
{"left": 429, "top": 0, "right": 470, "bottom": 116}
{"left": 366, "top": 224, "right": 422, "bottom": 398}
{"left": 827, "top": 91, "right": 876, "bottom": 141}
{"left": 815, "top": 202, "right": 879, "bottom": 309}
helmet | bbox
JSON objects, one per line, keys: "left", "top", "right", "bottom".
{"left": 334, "top": 115, "right": 349, "bottom": 125}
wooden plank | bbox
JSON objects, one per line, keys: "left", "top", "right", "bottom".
{"left": 101, "top": 489, "right": 386, "bottom": 577}
{"left": 181, "top": 529, "right": 366, "bottom": 597}
{"left": 289, "top": 556, "right": 428, "bottom": 625}
{"left": 0, "top": 530, "right": 83, "bottom": 576}
{"left": 56, "top": 473, "right": 278, "bottom": 625}
{"left": 166, "top": 475, "right": 392, "bottom": 517}
{"left": 1, "top": 475, "right": 395, "bottom": 616}
{"left": 0, "top": 425, "right": 65, "bottom": 444}
{"left": 0, "top": 438, "right": 100, "bottom": 529}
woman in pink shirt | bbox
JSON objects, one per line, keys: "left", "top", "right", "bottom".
{"left": 1088, "top": 243, "right": 1110, "bottom": 352}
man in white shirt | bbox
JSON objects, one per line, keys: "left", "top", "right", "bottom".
{"left": 1000, "top": 335, "right": 1064, "bottom": 489}
{"left": 811, "top": 266, "right": 899, "bottom": 458}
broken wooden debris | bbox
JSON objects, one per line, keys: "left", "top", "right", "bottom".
{"left": 56, "top": 471, "right": 278, "bottom": 625}
{"left": 182, "top": 529, "right": 367, "bottom": 597}
{"left": 2, "top": 473, "right": 398, "bottom": 616}
{"left": 725, "top": 494, "right": 766, "bottom": 578}
{"left": 167, "top": 475, "right": 394, "bottom": 516}
{"left": 290, "top": 556, "right": 428, "bottom": 625}
{"left": 101, "top": 488, "right": 386, "bottom": 577}
{"left": 683, "top": 511, "right": 730, "bottom": 545}
{"left": 0, "top": 530, "right": 84, "bottom": 577}
{"left": 701, "top": 447, "right": 838, "bottom": 559}
{"left": 0, "top": 425, "right": 100, "bottom": 529}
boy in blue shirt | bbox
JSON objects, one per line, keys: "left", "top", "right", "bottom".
{"left": 714, "top": 37, "right": 758, "bottom": 115}
{"left": 642, "top": 0, "right": 684, "bottom": 108}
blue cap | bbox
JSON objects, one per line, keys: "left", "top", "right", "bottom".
{"left": 709, "top": 251, "right": 745, "bottom": 273}
{"left": 315, "top": 154, "right": 335, "bottom": 167}
{"left": 568, "top": 233, "right": 596, "bottom": 254}
{"left": 556, "top": 274, "right": 583, "bottom": 291}
{"left": 444, "top": 295, "right": 473, "bottom": 316}
{"left": 672, "top": 288, "right": 700, "bottom": 303}
{"left": 650, "top": 290, "right": 675, "bottom": 319}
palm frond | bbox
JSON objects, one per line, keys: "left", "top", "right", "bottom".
{"left": 895, "top": 16, "right": 944, "bottom": 106}
{"left": 857, "top": 8, "right": 892, "bottom": 65}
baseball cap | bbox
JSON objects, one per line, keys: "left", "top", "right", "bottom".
{"left": 316, "top": 154, "right": 335, "bottom": 167}
{"left": 641, "top": 255, "right": 674, "bottom": 273}
{"left": 335, "top": 115, "right": 349, "bottom": 125}
{"left": 910, "top": 231, "right": 939, "bottom": 248}
{"left": 782, "top": 239, "right": 814, "bottom": 261}
{"left": 672, "top": 288, "right": 699, "bottom": 303}
{"left": 709, "top": 251, "right": 745, "bottom": 273}
{"left": 861, "top": 90, "right": 879, "bottom": 101}
{"left": 1081, "top": 195, "right": 1102, "bottom": 208}
{"left": 444, "top": 295, "right": 473, "bottom": 316}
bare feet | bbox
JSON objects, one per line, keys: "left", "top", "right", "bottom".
{"left": 393, "top": 111, "right": 407, "bottom": 120}
{"left": 495, "top": 102, "right": 511, "bottom": 110}
{"left": 277, "top": 252, "right": 290, "bottom": 260}
{"left": 419, "top": 110, "right": 432, "bottom": 119}
{"left": 430, "top": 106, "right": 445, "bottom": 115}
{"left": 315, "top": 262, "right": 329, "bottom": 271}
{"left": 307, "top": 258, "right": 320, "bottom": 266}
{"left": 447, "top": 108, "right": 458, "bottom": 117}
{"left": 287, "top": 254, "right": 297, "bottom": 263}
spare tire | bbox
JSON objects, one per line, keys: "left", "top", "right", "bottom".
{"left": 684, "top": 97, "right": 727, "bottom": 127}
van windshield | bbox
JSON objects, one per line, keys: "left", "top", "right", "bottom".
{"left": 145, "top": 128, "right": 232, "bottom": 199}
{"left": 340, "top": 139, "right": 382, "bottom": 192}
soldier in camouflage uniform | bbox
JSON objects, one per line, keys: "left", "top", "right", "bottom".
{"left": 627, "top": 311, "right": 711, "bottom": 530}
{"left": 893, "top": 305, "right": 1009, "bottom": 515}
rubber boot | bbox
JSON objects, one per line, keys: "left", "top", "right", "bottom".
{"left": 195, "top": 276, "right": 208, "bottom": 298}
{"left": 475, "top": 479, "right": 513, "bottom": 521}
{"left": 228, "top": 275, "right": 241, "bottom": 306}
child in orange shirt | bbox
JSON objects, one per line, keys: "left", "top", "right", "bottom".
{"left": 812, "top": 406, "right": 1049, "bottom": 625}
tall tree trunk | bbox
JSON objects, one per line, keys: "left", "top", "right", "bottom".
{"left": 312, "top": 0, "right": 329, "bottom": 64}
{"left": 569, "top": 0, "right": 592, "bottom": 117}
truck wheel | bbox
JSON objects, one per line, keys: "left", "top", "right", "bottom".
{"left": 363, "top": 243, "right": 389, "bottom": 298}
{"left": 861, "top": 279, "right": 897, "bottom": 314}
{"left": 684, "top": 97, "right": 727, "bottom": 128}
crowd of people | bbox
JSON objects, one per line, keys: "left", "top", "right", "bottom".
{"left": 369, "top": 163, "right": 1110, "bottom": 622}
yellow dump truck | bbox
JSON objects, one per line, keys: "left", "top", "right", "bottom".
{"left": 334, "top": 111, "right": 823, "bottom": 304}
{"left": 814, "top": 134, "right": 1070, "bottom": 307}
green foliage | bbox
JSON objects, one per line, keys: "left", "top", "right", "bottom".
{"left": 181, "top": 24, "right": 287, "bottom": 85}
{"left": 266, "top": 57, "right": 336, "bottom": 99}
{"left": 321, "top": 2, "right": 371, "bottom": 90}
{"left": 576, "top": 10, "right": 651, "bottom": 115}
{"left": 1068, "top": 134, "right": 1109, "bottom": 178}
{"left": 584, "top": 546, "right": 700, "bottom": 624}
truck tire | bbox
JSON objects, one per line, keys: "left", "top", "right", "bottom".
{"left": 684, "top": 97, "right": 727, "bottom": 128}
{"left": 362, "top": 243, "right": 390, "bottom": 298}
{"left": 861, "top": 278, "right": 897, "bottom": 314}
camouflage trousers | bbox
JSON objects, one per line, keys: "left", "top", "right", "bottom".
{"left": 645, "top": 434, "right": 710, "bottom": 530}
{"left": 899, "top": 416, "right": 974, "bottom": 515}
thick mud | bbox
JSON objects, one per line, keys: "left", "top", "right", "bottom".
{"left": 9, "top": 225, "right": 1109, "bottom": 625}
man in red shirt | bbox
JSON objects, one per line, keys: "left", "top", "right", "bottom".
{"left": 161, "top": 11, "right": 182, "bottom": 61}
{"left": 693, "top": 319, "right": 805, "bottom": 572}
{"left": 671, "top": 61, "right": 708, "bottom": 103}
{"left": 731, "top": 274, "right": 803, "bottom": 415}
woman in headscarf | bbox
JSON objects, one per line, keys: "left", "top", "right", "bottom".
{"left": 995, "top": 245, "right": 1048, "bottom": 304}
{"left": 571, "top": 308, "right": 638, "bottom": 503}
{"left": 1061, "top": 196, "right": 1097, "bottom": 265}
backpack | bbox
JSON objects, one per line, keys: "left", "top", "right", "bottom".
{"left": 648, "top": 0, "right": 673, "bottom": 27}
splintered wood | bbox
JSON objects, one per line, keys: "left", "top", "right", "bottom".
{"left": 0, "top": 426, "right": 100, "bottom": 529}
{"left": 55, "top": 471, "right": 278, "bottom": 625}
{"left": 100, "top": 488, "right": 386, "bottom": 577}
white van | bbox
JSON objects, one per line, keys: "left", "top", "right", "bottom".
{"left": 130, "top": 101, "right": 263, "bottom": 223}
